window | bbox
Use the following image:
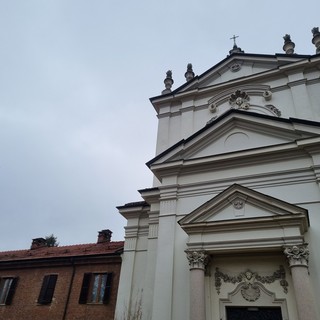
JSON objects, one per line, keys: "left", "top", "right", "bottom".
{"left": 79, "top": 273, "right": 113, "bottom": 304}
{"left": 0, "top": 277, "right": 18, "bottom": 305}
{"left": 38, "top": 274, "right": 58, "bottom": 304}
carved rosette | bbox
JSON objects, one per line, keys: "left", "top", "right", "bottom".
{"left": 186, "top": 250, "right": 210, "bottom": 270}
{"left": 284, "top": 244, "right": 309, "bottom": 267}
{"left": 229, "top": 90, "right": 250, "bottom": 110}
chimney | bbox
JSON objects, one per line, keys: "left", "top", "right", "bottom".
{"left": 97, "top": 229, "right": 112, "bottom": 243}
{"left": 31, "top": 238, "right": 47, "bottom": 249}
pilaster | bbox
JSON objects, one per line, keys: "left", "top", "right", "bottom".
{"left": 151, "top": 197, "right": 177, "bottom": 320}
{"left": 284, "top": 244, "right": 317, "bottom": 320}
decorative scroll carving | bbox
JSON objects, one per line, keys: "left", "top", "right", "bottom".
{"left": 229, "top": 90, "right": 250, "bottom": 110}
{"left": 206, "top": 116, "right": 217, "bottom": 125}
{"left": 265, "top": 104, "right": 281, "bottom": 117}
{"left": 284, "top": 244, "right": 309, "bottom": 267}
{"left": 215, "top": 266, "right": 288, "bottom": 295}
{"left": 186, "top": 250, "right": 210, "bottom": 270}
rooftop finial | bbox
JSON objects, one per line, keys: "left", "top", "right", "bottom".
{"left": 161, "top": 70, "right": 174, "bottom": 95}
{"left": 283, "top": 34, "right": 295, "bottom": 54}
{"left": 184, "top": 63, "right": 195, "bottom": 82}
{"left": 312, "top": 27, "right": 320, "bottom": 54}
{"left": 230, "top": 34, "right": 239, "bottom": 47}
{"left": 229, "top": 35, "right": 244, "bottom": 55}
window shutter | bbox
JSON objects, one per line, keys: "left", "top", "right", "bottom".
{"left": 79, "top": 273, "right": 92, "bottom": 304}
{"left": 5, "top": 277, "right": 18, "bottom": 305}
{"left": 103, "top": 273, "right": 113, "bottom": 304}
{"left": 38, "top": 275, "right": 57, "bottom": 304}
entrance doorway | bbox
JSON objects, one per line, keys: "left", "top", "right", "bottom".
{"left": 226, "top": 306, "right": 283, "bottom": 320}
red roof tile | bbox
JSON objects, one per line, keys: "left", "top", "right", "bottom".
{"left": 0, "top": 241, "right": 124, "bottom": 262}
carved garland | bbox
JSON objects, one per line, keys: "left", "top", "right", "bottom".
{"left": 215, "top": 266, "right": 288, "bottom": 297}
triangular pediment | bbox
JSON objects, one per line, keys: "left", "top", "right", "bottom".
{"left": 184, "top": 54, "right": 288, "bottom": 92}
{"left": 150, "top": 53, "right": 311, "bottom": 103}
{"left": 147, "top": 110, "right": 320, "bottom": 168}
{"left": 179, "top": 184, "right": 308, "bottom": 225}
{"left": 179, "top": 184, "right": 309, "bottom": 252}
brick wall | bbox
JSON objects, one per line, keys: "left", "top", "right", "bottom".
{"left": 0, "top": 260, "right": 121, "bottom": 320}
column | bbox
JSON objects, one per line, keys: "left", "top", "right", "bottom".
{"left": 284, "top": 244, "right": 317, "bottom": 320}
{"left": 186, "top": 250, "right": 210, "bottom": 320}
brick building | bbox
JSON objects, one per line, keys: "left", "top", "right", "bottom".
{"left": 0, "top": 230, "right": 123, "bottom": 320}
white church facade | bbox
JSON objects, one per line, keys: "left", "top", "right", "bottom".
{"left": 115, "top": 30, "right": 320, "bottom": 320}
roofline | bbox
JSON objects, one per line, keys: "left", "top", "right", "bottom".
{"left": 149, "top": 52, "right": 316, "bottom": 103}
{"left": 0, "top": 251, "right": 123, "bottom": 269}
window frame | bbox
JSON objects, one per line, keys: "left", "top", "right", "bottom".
{"left": 79, "top": 272, "right": 113, "bottom": 305}
{"left": 0, "top": 277, "right": 18, "bottom": 305}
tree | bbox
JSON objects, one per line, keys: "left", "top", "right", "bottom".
{"left": 45, "top": 234, "right": 59, "bottom": 247}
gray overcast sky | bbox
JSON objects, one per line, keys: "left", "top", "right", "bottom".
{"left": 0, "top": 0, "right": 319, "bottom": 250}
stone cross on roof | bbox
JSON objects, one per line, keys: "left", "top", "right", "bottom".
{"left": 229, "top": 34, "right": 244, "bottom": 55}
{"left": 230, "top": 34, "right": 239, "bottom": 46}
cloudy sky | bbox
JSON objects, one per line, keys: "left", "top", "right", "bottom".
{"left": 0, "top": 0, "right": 319, "bottom": 251}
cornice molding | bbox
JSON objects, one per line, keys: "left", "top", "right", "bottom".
{"left": 150, "top": 139, "right": 319, "bottom": 181}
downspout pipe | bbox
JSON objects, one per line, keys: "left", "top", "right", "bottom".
{"left": 62, "top": 258, "right": 76, "bottom": 320}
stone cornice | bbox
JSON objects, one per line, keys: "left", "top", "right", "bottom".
{"left": 181, "top": 213, "right": 309, "bottom": 234}
{"left": 186, "top": 236, "right": 305, "bottom": 254}
{"left": 149, "top": 138, "right": 320, "bottom": 181}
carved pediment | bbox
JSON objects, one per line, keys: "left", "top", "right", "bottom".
{"left": 166, "top": 53, "right": 308, "bottom": 95}
{"left": 179, "top": 184, "right": 309, "bottom": 253}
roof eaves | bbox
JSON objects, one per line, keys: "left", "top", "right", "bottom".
{"left": 146, "top": 138, "right": 185, "bottom": 168}
{"left": 116, "top": 201, "right": 149, "bottom": 210}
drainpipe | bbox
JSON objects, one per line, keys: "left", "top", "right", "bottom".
{"left": 62, "top": 258, "right": 76, "bottom": 320}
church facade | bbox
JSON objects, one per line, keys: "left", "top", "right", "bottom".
{"left": 115, "top": 30, "right": 320, "bottom": 320}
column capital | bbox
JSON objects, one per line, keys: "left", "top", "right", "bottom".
{"left": 186, "top": 250, "right": 210, "bottom": 270}
{"left": 284, "top": 244, "right": 309, "bottom": 267}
